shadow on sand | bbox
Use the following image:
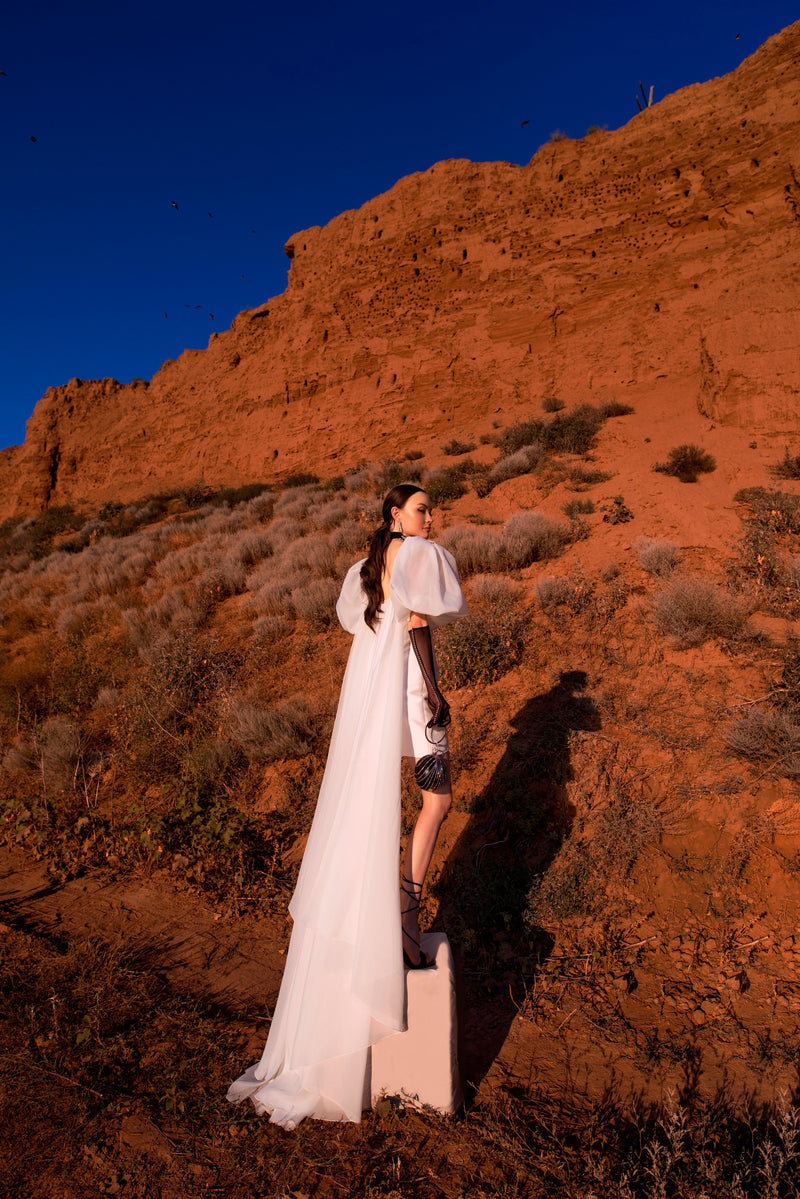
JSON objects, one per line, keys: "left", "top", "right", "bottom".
{"left": 433, "top": 669, "right": 601, "bottom": 1100}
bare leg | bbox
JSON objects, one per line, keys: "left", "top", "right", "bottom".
{"left": 401, "top": 758, "right": 452, "bottom": 967}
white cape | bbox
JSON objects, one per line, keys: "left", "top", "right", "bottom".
{"left": 227, "top": 536, "right": 468, "bottom": 1128}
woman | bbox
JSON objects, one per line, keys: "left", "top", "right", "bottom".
{"left": 227, "top": 484, "right": 468, "bottom": 1129}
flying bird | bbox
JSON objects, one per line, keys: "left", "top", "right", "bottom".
{"left": 0, "top": 70, "right": 7, "bottom": 77}
{"left": 29, "top": 135, "right": 37, "bottom": 142}
{"left": 208, "top": 212, "right": 213, "bottom": 218}
{"left": 164, "top": 312, "right": 168, "bottom": 318}
{"left": 209, "top": 313, "right": 214, "bottom": 320}
{"left": 735, "top": 32, "right": 741, "bottom": 39}
{"left": 171, "top": 200, "right": 179, "bottom": 209}
{"left": 521, "top": 119, "right": 530, "bottom": 128}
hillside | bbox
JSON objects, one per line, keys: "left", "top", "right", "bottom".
{"left": 1, "top": 21, "right": 799, "bottom": 519}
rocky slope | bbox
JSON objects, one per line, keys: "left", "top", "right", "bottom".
{"left": 1, "top": 22, "right": 799, "bottom": 518}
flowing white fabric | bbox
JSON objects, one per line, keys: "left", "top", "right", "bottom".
{"left": 226, "top": 536, "right": 468, "bottom": 1128}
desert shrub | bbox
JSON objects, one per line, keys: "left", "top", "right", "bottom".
{"left": 423, "top": 466, "right": 468, "bottom": 506}
{"left": 526, "top": 841, "right": 598, "bottom": 922}
{"left": 725, "top": 709, "right": 800, "bottom": 776}
{"left": 343, "top": 467, "right": 371, "bottom": 494}
{"left": 777, "top": 637, "right": 800, "bottom": 718}
{"left": 330, "top": 522, "right": 368, "bottom": 557}
{"left": 246, "top": 570, "right": 307, "bottom": 618}
{"left": 535, "top": 571, "right": 595, "bottom": 615}
{"left": 501, "top": 512, "right": 571, "bottom": 568}
{"left": 37, "top": 716, "right": 82, "bottom": 794}
{"left": 268, "top": 517, "right": 307, "bottom": 551}
{"left": 654, "top": 444, "right": 716, "bottom": 483}
{"left": 54, "top": 600, "right": 100, "bottom": 640}
{"left": 479, "top": 445, "right": 543, "bottom": 495}
{"left": 234, "top": 531, "right": 273, "bottom": 567}
{"left": 308, "top": 499, "right": 348, "bottom": 532}
{"left": 598, "top": 400, "right": 634, "bottom": 417}
{"left": 13, "top": 505, "right": 86, "bottom": 560}
{"left": 593, "top": 793, "right": 661, "bottom": 873}
{"left": 535, "top": 576, "right": 572, "bottom": 612}
{"left": 562, "top": 498, "right": 595, "bottom": 517}
{"left": 287, "top": 532, "right": 338, "bottom": 579}
{"left": 441, "top": 438, "right": 476, "bottom": 456}
{"left": 181, "top": 482, "right": 208, "bottom": 509}
{"left": 227, "top": 696, "right": 313, "bottom": 761}
{"left": 252, "top": 615, "right": 292, "bottom": 643}
{"left": 497, "top": 406, "right": 608, "bottom": 458}
{"left": 373, "top": 458, "right": 425, "bottom": 494}
{"left": 468, "top": 574, "right": 523, "bottom": 607}
{"left": 496, "top": 419, "right": 543, "bottom": 456}
{"left": 210, "top": 482, "right": 270, "bottom": 507}
{"left": 728, "top": 488, "right": 800, "bottom": 601}
{"left": 567, "top": 466, "right": 612, "bottom": 490}
{"left": 735, "top": 487, "right": 800, "bottom": 534}
{"left": 438, "top": 526, "right": 503, "bottom": 575}
{"left": 540, "top": 405, "right": 604, "bottom": 454}
{"left": 770, "top": 448, "right": 800, "bottom": 480}
{"left": 542, "top": 397, "right": 565, "bottom": 412}
{"left": 651, "top": 577, "right": 750, "bottom": 646}
{"left": 282, "top": 471, "right": 319, "bottom": 488}
{"left": 195, "top": 559, "right": 247, "bottom": 602}
{"left": 785, "top": 558, "right": 800, "bottom": 589}
{"left": 601, "top": 496, "right": 634, "bottom": 524}
{"left": 441, "top": 513, "right": 570, "bottom": 575}
{"left": 437, "top": 611, "right": 526, "bottom": 687}
{"left": 636, "top": 536, "right": 680, "bottom": 577}
{"left": 291, "top": 577, "right": 339, "bottom": 626}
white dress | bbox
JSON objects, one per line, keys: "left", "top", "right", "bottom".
{"left": 226, "top": 536, "right": 468, "bottom": 1129}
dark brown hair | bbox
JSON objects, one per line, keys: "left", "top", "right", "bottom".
{"left": 360, "top": 484, "right": 425, "bottom": 631}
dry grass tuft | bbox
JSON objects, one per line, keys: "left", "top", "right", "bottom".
{"left": 654, "top": 444, "right": 717, "bottom": 483}
{"left": 650, "top": 577, "right": 750, "bottom": 646}
{"left": 725, "top": 708, "right": 800, "bottom": 776}
{"left": 636, "top": 536, "right": 680, "bottom": 577}
{"left": 227, "top": 695, "right": 313, "bottom": 761}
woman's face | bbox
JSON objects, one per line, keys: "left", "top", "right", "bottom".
{"left": 393, "top": 491, "right": 433, "bottom": 538}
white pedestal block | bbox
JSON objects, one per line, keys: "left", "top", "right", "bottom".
{"left": 370, "top": 932, "right": 462, "bottom": 1115}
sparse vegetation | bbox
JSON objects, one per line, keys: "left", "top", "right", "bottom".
{"left": 562, "top": 497, "right": 595, "bottom": 517}
{"left": 651, "top": 576, "right": 750, "bottom": 646}
{"left": 441, "top": 438, "right": 476, "bottom": 456}
{"left": 542, "top": 396, "right": 565, "bottom": 413}
{"left": 566, "top": 465, "right": 612, "bottom": 491}
{"left": 725, "top": 708, "right": 800, "bottom": 776}
{"left": 4, "top": 919, "right": 800, "bottom": 1199}
{"left": 438, "top": 611, "right": 526, "bottom": 689}
{"left": 3, "top": 445, "right": 800, "bottom": 1197}
{"left": 770, "top": 447, "right": 800, "bottom": 479}
{"left": 636, "top": 535, "right": 680, "bottom": 577}
{"left": 600, "top": 495, "right": 634, "bottom": 524}
{"left": 654, "top": 443, "right": 717, "bottom": 482}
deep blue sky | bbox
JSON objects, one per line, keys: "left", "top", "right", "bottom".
{"left": 1, "top": 1, "right": 797, "bottom": 451}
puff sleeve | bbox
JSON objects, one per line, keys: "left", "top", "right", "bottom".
{"left": 389, "top": 537, "right": 469, "bottom": 627}
{"left": 335, "top": 558, "right": 367, "bottom": 633}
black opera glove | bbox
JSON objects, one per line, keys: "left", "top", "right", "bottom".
{"left": 409, "top": 624, "right": 451, "bottom": 729}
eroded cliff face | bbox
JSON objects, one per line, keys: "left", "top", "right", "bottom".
{"left": 2, "top": 23, "right": 799, "bottom": 518}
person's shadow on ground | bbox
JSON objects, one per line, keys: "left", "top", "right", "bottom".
{"left": 432, "top": 670, "right": 601, "bottom": 1100}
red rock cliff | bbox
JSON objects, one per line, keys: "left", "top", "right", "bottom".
{"left": 2, "top": 22, "right": 799, "bottom": 517}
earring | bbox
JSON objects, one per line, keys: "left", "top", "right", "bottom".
{"left": 393, "top": 519, "right": 404, "bottom": 534}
